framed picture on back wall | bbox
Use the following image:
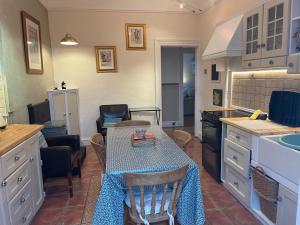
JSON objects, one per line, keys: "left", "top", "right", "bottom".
{"left": 21, "top": 11, "right": 43, "bottom": 74}
{"left": 95, "top": 46, "right": 118, "bottom": 73}
{"left": 125, "top": 23, "right": 146, "bottom": 50}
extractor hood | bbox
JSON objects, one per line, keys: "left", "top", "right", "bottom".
{"left": 202, "top": 15, "right": 243, "bottom": 60}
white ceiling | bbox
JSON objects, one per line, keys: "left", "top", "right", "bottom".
{"left": 39, "top": 0, "right": 218, "bottom": 14}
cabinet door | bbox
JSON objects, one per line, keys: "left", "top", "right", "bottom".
{"left": 28, "top": 135, "right": 44, "bottom": 214}
{"left": 66, "top": 91, "right": 80, "bottom": 135}
{"left": 51, "top": 92, "right": 67, "bottom": 121}
{"left": 243, "top": 6, "right": 263, "bottom": 61}
{"left": 276, "top": 185, "right": 297, "bottom": 225}
{"left": 261, "top": 0, "right": 290, "bottom": 58}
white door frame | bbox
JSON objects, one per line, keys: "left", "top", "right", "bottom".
{"left": 155, "top": 39, "right": 201, "bottom": 134}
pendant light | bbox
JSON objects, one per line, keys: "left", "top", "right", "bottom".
{"left": 60, "top": 33, "right": 79, "bottom": 46}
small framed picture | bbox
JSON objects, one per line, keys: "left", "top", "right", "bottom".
{"left": 213, "top": 89, "right": 223, "bottom": 106}
{"left": 211, "top": 64, "right": 220, "bottom": 82}
{"left": 125, "top": 23, "right": 146, "bottom": 50}
{"left": 21, "top": 11, "right": 43, "bottom": 74}
{"left": 95, "top": 46, "right": 117, "bottom": 73}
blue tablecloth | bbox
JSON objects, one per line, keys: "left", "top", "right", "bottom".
{"left": 92, "top": 125, "right": 205, "bottom": 225}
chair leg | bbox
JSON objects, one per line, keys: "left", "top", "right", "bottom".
{"left": 77, "top": 158, "right": 82, "bottom": 178}
{"left": 68, "top": 173, "right": 73, "bottom": 197}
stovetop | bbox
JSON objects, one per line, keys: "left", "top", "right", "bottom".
{"left": 202, "top": 109, "right": 252, "bottom": 123}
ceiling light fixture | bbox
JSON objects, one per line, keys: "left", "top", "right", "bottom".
{"left": 60, "top": 33, "right": 79, "bottom": 46}
{"left": 179, "top": 3, "right": 185, "bottom": 8}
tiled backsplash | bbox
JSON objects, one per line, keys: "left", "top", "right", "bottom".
{"left": 231, "top": 71, "right": 300, "bottom": 112}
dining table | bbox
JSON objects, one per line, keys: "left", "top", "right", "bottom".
{"left": 92, "top": 125, "right": 205, "bottom": 225}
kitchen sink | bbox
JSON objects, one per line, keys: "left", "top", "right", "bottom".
{"left": 278, "top": 134, "right": 300, "bottom": 150}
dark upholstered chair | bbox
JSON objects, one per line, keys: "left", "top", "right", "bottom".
{"left": 96, "top": 104, "right": 130, "bottom": 142}
{"left": 41, "top": 135, "right": 82, "bottom": 197}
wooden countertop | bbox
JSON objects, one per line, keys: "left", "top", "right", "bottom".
{"left": 201, "top": 107, "right": 236, "bottom": 113}
{"left": 0, "top": 124, "right": 43, "bottom": 156}
{"left": 220, "top": 117, "right": 300, "bottom": 136}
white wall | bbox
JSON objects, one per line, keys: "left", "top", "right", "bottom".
{"left": 0, "top": 0, "right": 54, "bottom": 123}
{"left": 48, "top": 10, "right": 200, "bottom": 140}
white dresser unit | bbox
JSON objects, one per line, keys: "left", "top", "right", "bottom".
{"left": 48, "top": 89, "right": 80, "bottom": 135}
{"left": 0, "top": 125, "right": 44, "bottom": 225}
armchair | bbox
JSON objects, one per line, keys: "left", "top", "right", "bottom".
{"left": 96, "top": 104, "right": 130, "bottom": 142}
{"left": 41, "top": 135, "right": 84, "bottom": 197}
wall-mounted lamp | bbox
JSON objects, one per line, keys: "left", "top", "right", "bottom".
{"left": 60, "top": 33, "right": 79, "bottom": 46}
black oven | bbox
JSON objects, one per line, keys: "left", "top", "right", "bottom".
{"left": 201, "top": 110, "right": 252, "bottom": 182}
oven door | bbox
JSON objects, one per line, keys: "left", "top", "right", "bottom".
{"left": 202, "top": 120, "right": 221, "bottom": 151}
{"left": 202, "top": 143, "right": 220, "bottom": 182}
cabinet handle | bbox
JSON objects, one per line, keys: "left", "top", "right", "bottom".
{"left": 269, "top": 60, "right": 274, "bottom": 65}
{"left": 30, "top": 157, "right": 34, "bottom": 162}
{"left": 247, "top": 63, "right": 252, "bottom": 67}
{"left": 69, "top": 113, "right": 72, "bottom": 115}
{"left": 1, "top": 181, "right": 7, "bottom": 187}
{"left": 17, "top": 177, "right": 23, "bottom": 182}
{"left": 20, "top": 197, "right": 26, "bottom": 204}
{"left": 233, "top": 155, "right": 238, "bottom": 160}
{"left": 256, "top": 44, "right": 261, "bottom": 49}
{"left": 22, "top": 216, "right": 27, "bottom": 223}
{"left": 15, "top": 155, "right": 20, "bottom": 161}
{"left": 277, "top": 196, "right": 282, "bottom": 202}
{"left": 261, "top": 43, "right": 266, "bottom": 48}
{"left": 234, "top": 181, "right": 239, "bottom": 186}
{"left": 288, "top": 62, "right": 294, "bottom": 68}
{"left": 235, "top": 135, "right": 240, "bottom": 140}
{"left": 63, "top": 113, "right": 67, "bottom": 116}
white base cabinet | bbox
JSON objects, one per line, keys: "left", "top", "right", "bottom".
{"left": 0, "top": 134, "right": 44, "bottom": 225}
{"left": 48, "top": 89, "right": 80, "bottom": 135}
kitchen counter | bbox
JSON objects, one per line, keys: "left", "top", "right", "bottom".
{"left": 220, "top": 117, "right": 300, "bottom": 136}
{"left": 0, "top": 124, "right": 43, "bottom": 156}
{"left": 201, "top": 107, "right": 236, "bottom": 113}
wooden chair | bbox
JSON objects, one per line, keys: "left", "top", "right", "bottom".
{"left": 123, "top": 165, "right": 188, "bottom": 225}
{"left": 90, "top": 133, "right": 106, "bottom": 172}
{"left": 115, "top": 120, "right": 151, "bottom": 127}
{"left": 173, "top": 130, "right": 192, "bottom": 149}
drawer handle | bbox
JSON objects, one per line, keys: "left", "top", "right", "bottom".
{"left": 30, "top": 157, "right": 34, "bottom": 162}
{"left": 247, "top": 62, "right": 252, "bottom": 67}
{"left": 17, "top": 177, "right": 23, "bottom": 182}
{"left": 15, "top": 155, "right": 20, "bottom": 161}
{"left": 261, "top": 43, "right": 266, "bottom": 48}
{"left": 233, "top": 155, "right": 238, "bottom": 161}
{"left": 20, "top": 197, "right": 26, "bottom": 204}
{"left": 63, "top": 113, "right": 67, "bottom": 116}
{"left": 22, "top": 216, "right": 27, "bottom": 223}
{"left": 269, "top": 60, "right": 274, "bottom": 65}
{"left": 288, "top": 62, "right": 294, "bottom": 68}
{"left": 234, "top": 181, "right": 239, "bottom": 186}
{"left": 1, "top": 181, "right": 7, "bottom": 187}
{"left": 235, "top": 135, "right": 240, "bottom": 140}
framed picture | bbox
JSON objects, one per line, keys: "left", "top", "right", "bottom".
{"left": 211, "top": 64, "right": 220, "bottom": 82}
{"left": 21, "top": 11, "right": 43, "bottom": 74}
{"left": 125, "top": 23, "right": 146, "bottom": 50}
{"left": 95, "top": 46, "right": 117, "bottom": 73}
{"left": 213, "top": 89, "right": 223, "bottom": 106}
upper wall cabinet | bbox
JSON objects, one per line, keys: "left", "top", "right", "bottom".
{"left": 243, "top": 0, "right": 291, "bottom": 69}
{"left": 287, "top": 0, "right": 300, "bottom": 73}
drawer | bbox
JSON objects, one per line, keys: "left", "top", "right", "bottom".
{"left": 287, "top": 55, "right": 299, "bottom": 74}
{"left": 4, "top": 160, "right": 30, "bottom": 201}
{"left": 224, "top": 138, "right": 250, "bottom": 178}
{"left": 1, "top": 140, "right": 29, "bottom": 178}
{"left": 8, "top": 180, "right": 32, "bottom": 223}
{"left": 260, "top": 56, "right": 287, "bottom": 68}
{"left": 227, "top": 126, "right": 251, "bottom": 149}
{"left": 12, "top": 203, "right": 33, "bottom": 225}
{"left": 242, "top": 59, "right": 261, "bottom": 69}
{"left": 225, "top": 165, "right": 250, "bottom": 205}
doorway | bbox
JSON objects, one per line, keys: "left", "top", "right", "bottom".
{"left": 160, "top": 47, "right": 196, "bottom": 134}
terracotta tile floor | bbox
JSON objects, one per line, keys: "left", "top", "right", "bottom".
{"left": 31, "top": 134, "right": 262, "bottom": 225}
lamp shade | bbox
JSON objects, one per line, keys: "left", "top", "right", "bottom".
{"left": 60, "top": 33, "right": 79, "bottom": 46}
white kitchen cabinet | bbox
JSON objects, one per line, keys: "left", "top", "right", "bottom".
{"left": 276, "top": 184, "right": 297, "bottom": 225}
{"left": 287, "top": 54, "right": 299, "bottom": 73}
{"left": 48, "top": 89, "right": 80, "bottom": 135}
{"left": 0, "top": 133, "right": 44, "bottom": 225}
{"left": 243, "top": 0, "right": 290, "bottom": 69}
